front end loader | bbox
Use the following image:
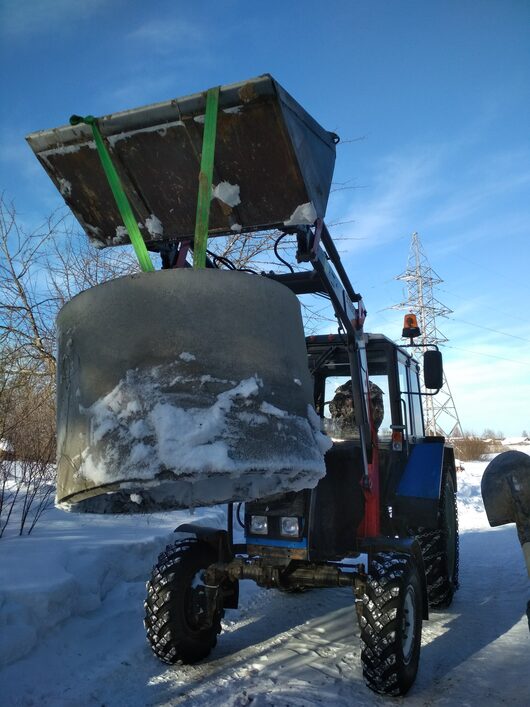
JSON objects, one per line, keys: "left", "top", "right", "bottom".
{"left": 27, "top": 74, "right": 458, "bottom": 696}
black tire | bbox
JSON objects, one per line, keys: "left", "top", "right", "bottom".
{"left": 144, "top": 538, "right": 222, "bottom": 664}
{"left": 360, "top": 552, "right": 423, "bottom": 696}
{"left": 416, "top": 472, "right": 459, "bottom": 609}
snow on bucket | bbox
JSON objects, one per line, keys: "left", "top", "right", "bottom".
{"left": 56, "top": 269, "right": 331, "bottom": 512}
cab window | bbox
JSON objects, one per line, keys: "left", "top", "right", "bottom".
{"left": 398, "top": 358, "right": 411, "bottom": 439}
{"left": 409, "top": 365, "right": 424, "bottom": 438}
{"left": 398, "top": 356, "right": 425, "bottom": 440}
{"left": 323, "top": 374, "right": 391, "bottom": 441}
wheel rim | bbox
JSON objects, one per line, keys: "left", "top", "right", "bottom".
{"left": 184, "top": 571, "right": 208, "bottom": 632}
{"left": 401, "top": 586, "right": 416, "bottom": 664}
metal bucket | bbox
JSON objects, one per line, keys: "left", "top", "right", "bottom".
{"left": 56, "top": 269, "right": 330, "bottom": 512}
{"left": 26, "top": 75, "right": 337, "bottom": 250}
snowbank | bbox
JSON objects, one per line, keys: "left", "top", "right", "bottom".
{"left": 455, "top": 460, "right": 491, "bottom": 530}
{"left": 2, "top": 456, "right": 529, "bottom": 706}
{"left": 0, "top": 505, "right": 225, "bottom": 667}
{"left": 502, "top": 436, "right": 530, "bottom": 447}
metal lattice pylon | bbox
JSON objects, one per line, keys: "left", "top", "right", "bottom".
{"left": 393, "top": 232, "right": 462, "bottom": 437}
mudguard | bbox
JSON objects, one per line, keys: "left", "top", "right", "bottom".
{"left": 175, "top": 523, "right": 239, "bottom": 609}
{"left": 175, "top": 524, "right": 234, "bottom": 562}
{"left": 394, "top": 441, "right": 445, "bottom": 528}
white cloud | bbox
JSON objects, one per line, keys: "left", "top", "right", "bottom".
{"left": 425, "top": 148, "right": 530, "bottom": 228}
{"left": 333, "top": 137, "right": 530, "bottom": 264}
{"left": 336, "top": 150, "right": 441, "bottom": 252}
{"left": 432, "top": 310, "right": 530, "bottom": 436}
{"left": 101, "top": 74, "right": 183, "bottom": 110}
{"left": 96, "top": 17, "right": 212, "bottom": 107}
{"left": 1, "top": 0, "right": 108, "bottom": 37}
{"left": 443, "top": 345, "right": 530, "bottom": 436}
{"left": 127, "top": 18, "right": 205, "bottom": 52}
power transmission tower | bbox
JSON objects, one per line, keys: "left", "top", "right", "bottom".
{"left": 393, "top": 232, "right": 462, "bottom": 437}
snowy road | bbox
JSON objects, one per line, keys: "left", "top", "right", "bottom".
{"left": 1, "top": 461, "right": 529, "bottom": 706}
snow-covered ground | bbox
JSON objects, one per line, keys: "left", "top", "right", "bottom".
{"left": 1, "top": 457, "right": 529, "bottom": 706}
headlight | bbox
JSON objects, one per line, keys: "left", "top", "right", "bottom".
{"left": 250, "top": 515, "right": 268, "bottom": 535}
{"left": 280, "top": 516, "right": 300, "bottom": 537}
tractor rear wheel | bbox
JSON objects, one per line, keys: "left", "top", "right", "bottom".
{"left": 416, "top": 472, "right": 459, "bottom": 609}
{"left": 359, "top": 552, "right": 423, "bottom": 696}
{"left": 144, "top": 538, "right": 222, "bottom": 664}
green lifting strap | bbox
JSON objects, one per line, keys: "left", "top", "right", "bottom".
{"left": 193, "top": 86, "right": 220, "bottom": 269}
{"left": 69, "top": 114, "right": 155, "bottom": 273}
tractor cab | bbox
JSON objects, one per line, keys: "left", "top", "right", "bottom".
{"left": 244, "top": 333, "right": 447, "bottom": 563}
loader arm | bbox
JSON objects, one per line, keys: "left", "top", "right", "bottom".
{"left": 265, "top": 220, "right": 377, "bottom": 521}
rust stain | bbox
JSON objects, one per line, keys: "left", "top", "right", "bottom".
{"left": 213, "top": 198, "right": 233, "bottom": 218}
{"left": 247, "top": 545, "right": 307, "bottom": 561}
{"left": 238, "top": 82, "right": 258, "bottom": 104}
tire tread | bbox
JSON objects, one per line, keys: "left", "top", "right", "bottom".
{"left": 144, "top": 538, "right": 221, "bottom": 665}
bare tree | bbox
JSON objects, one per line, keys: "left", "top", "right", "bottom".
{"left": 0, "top": 197, "right": 60, "bottom": 377}
{"left": 0, "top": 192, "right": 345, "bottom": 536}
{"left": 0, "top": 195, "right": 140, "bottom": 535}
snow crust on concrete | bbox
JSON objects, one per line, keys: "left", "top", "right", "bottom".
{"left": 70, "top": 363, "right": 330, "bottom": 510}
{"left": 259, "top": 401, "right": 288, "bottom": 418}
{"left": 79, "top": 373, "right": 254, "bottom": 483}
{"left": 212, "top": 181, "right": 241, "bottom": 207}
{"left": 284, "top": 201, "right": 317, "bottom": 226}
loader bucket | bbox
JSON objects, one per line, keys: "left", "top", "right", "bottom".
{"left": 481, "top": 450, "right": 530, "bottom": 577}
{"left": 55, "top": 269, "right": 331, "bottom": 513}
{"left": 26, "top": 75, "right": 337, "bottom": 250}
{"left": 481, "top": 451, "right": 530, "bottom": 528}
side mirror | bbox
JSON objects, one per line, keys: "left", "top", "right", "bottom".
{"left": 423, "top": 349, "right": 443, "bottom": 390}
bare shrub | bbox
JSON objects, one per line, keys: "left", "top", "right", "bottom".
{"left": 453, "top": 434, "right": 490, "bottom": 462}
{"left": 0, "top": 363, "right": 56, "bottom": 537}
{"left": 0, "top": 195, "right": 140, "bottom": 470}
{"left": 0, "top": 453, "right": 55, "bottom": 538}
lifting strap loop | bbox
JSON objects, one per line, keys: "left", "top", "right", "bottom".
{"left": 69, "top": 114, "right": 155, "bottom": 273}
{"left": 193, "top": 86, "right": 220, "bottom": 269}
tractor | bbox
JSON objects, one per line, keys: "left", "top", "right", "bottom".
{"left": 142, "top": 227, "right": 459, "bottom": 696}
{"left": 27, "top": 75, "right": 459, "bottom": 695}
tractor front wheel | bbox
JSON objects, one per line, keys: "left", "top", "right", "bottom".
{"left": 359, "top": 552, "right": 423, "bottom": 696}
{"left": 144, "top": 538, "right": 222, "bottom": 664}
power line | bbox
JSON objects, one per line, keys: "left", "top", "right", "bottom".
{"left": 446, "top": 316, "right": 530, "bottom": 344}
{"left": 440, "top": 343, "right": 530, "bottom": 366}
{"left": 393, "top": 232, "right": 463, "bottom": 437}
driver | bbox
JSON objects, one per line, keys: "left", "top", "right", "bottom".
{"left": 329, "top": 381, "right": 384, "bottom": 433}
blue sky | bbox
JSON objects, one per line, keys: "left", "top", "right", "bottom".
{"left": 1, "top": 0, "right": 529, "bottom": 435}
